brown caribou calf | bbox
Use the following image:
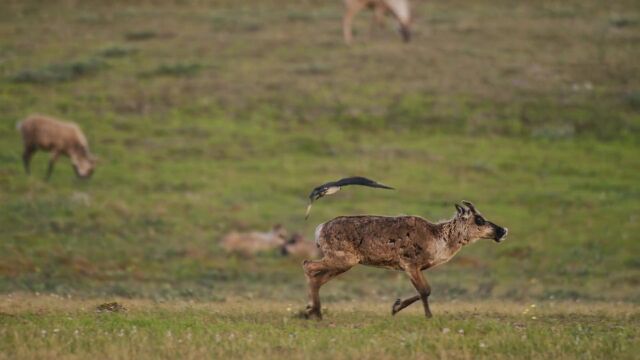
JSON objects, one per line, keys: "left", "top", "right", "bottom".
{"left": 17, "top": 115, "right": 96, "bottom": 180}
{"left": 303, "top": 201, "right": 507, "bottom": 319}
{"left": 343, "top": 0, "right": 411, "bottom": 44}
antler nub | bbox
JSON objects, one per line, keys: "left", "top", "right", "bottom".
{"left": 461, "top": 201, "right": 476, "bottom": 213}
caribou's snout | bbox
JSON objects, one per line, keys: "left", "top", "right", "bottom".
{"left": 75, "top": 168, "right": 93, "bottom": 179}
{"left": 493, "top": 225, "right": 508, "bottom": 242}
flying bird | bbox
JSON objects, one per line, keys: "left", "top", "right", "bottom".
{"left": 305, "top": 176, "right": 394, "bottom": 219}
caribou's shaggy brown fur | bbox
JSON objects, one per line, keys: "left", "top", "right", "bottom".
{"left": 303, "top": 201, "right": 507, "bottom": 319}
{"left": 17, "top": 115, "right": 96, "bottom": 180}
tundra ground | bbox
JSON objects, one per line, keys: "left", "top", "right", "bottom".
{"left": 1, "top": 295, "right": 638, "bottom": 359}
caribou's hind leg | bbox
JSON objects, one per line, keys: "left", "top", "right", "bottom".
{"left": 302, "top": 257, "right": 355, "bottom": 319}
{"left": 391, "top": 294, "right": 420, "bottom": 315}
{"left": 343, "top": 0, "right": 366, "bottom": 44}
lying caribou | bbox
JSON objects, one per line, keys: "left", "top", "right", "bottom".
{"left": 221, "top": 224, "right": 289, "bottom": 256}
{"left": 303, "top": 201, "right": 507, "bottom": 319}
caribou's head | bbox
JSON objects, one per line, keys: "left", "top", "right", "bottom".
{"left": 454, "top": 201, "right": 508, "bottom": 243}
{"left": 270, "top": 224, "right": 289, "bottom": 243}
{"left": 71, "top": 146, "right": 96, "bottom": 179}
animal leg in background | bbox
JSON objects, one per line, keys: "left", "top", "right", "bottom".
{"left": 46, "top": 151, "right": 61, "bottom": 181}
{"left": 343, "top": 0, "right": 366, "bottom": 44}
{"left": 22, "top": 145, "right": 35, "bottom": 175}
{"left": 370, "top": 3, "right": 386, "bottom": 34}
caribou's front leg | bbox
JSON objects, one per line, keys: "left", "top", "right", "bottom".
{"left": 45, "top": 151, "right": 60, "bottom": 181}
{"left": 398, "top": 266, "right": 433, "bottom": 318}
{"left": 22, "top": 145, "right": 35, "bottom": 175}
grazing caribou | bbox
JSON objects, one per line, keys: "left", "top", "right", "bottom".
{"left": 343, "top": 0, "right": 412, "bottom": 44}
{"left": 303, "top": 201, "right": 508, "bottom": 319}
{"left": 17, "top": 115, "right": 96, "bottom": 180}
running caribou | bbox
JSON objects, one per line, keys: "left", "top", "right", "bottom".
{"left": 303, "top": 201, "right": 508, "bottom": 319}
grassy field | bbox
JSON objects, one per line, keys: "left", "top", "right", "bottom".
{"left": 0, "top": 0, "right": 639, "bottom": 357}
{"left": 1, "top": 295, "right": 639, "bottom": 359}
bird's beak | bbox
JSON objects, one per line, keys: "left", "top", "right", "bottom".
{"left": 305, "top": 203, "right": 313, "bottom": 220}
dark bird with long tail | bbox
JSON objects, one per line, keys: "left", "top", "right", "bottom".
{"left": 305, "top": 176, "right": 394, "bottom": 219}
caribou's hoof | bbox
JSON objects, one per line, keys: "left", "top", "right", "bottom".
{"left": 425, "top": 311, "right": 433, "bottom": 319}
{"left": 391, "top": 298, "right": 402, "bottom": 316}
{"left": 303, "top": 305, "right": 322, "bottom": 320}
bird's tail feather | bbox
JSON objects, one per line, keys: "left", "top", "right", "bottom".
{"left": 367, "top": 183, "right": 394, "bottom": 190}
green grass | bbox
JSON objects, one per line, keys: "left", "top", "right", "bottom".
{"left": 1, "top": 296, "right": 638, "bottom": 359}
{"left": 8, "top": 58, "right": 106, "bottom": 84}
{"left": 140, "top": 62, "right": 204, "bottom": 78}
{"left": 0, "top": 0, "right": 639, "bottom": 357}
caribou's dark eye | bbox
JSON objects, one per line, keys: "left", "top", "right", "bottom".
{"left": 475, "top": 215, "right": 486, "bottom": 226}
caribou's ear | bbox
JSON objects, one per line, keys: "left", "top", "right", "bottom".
{"left": 455, "top": 204, "right": 466, "bottom": 216}
{"left": 462, "top": 200, "right": 476, "bottom": 213}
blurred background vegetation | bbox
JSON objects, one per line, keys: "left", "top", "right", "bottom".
{"left": 0, "top": 0, "right": 638, "bottom": 304}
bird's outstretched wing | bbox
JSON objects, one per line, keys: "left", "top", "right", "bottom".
{"left": 334, "top": 176, "right": 394, "bottom": 190}
{"left": 305, "top": 176, "right": 394, "bottom": 219}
